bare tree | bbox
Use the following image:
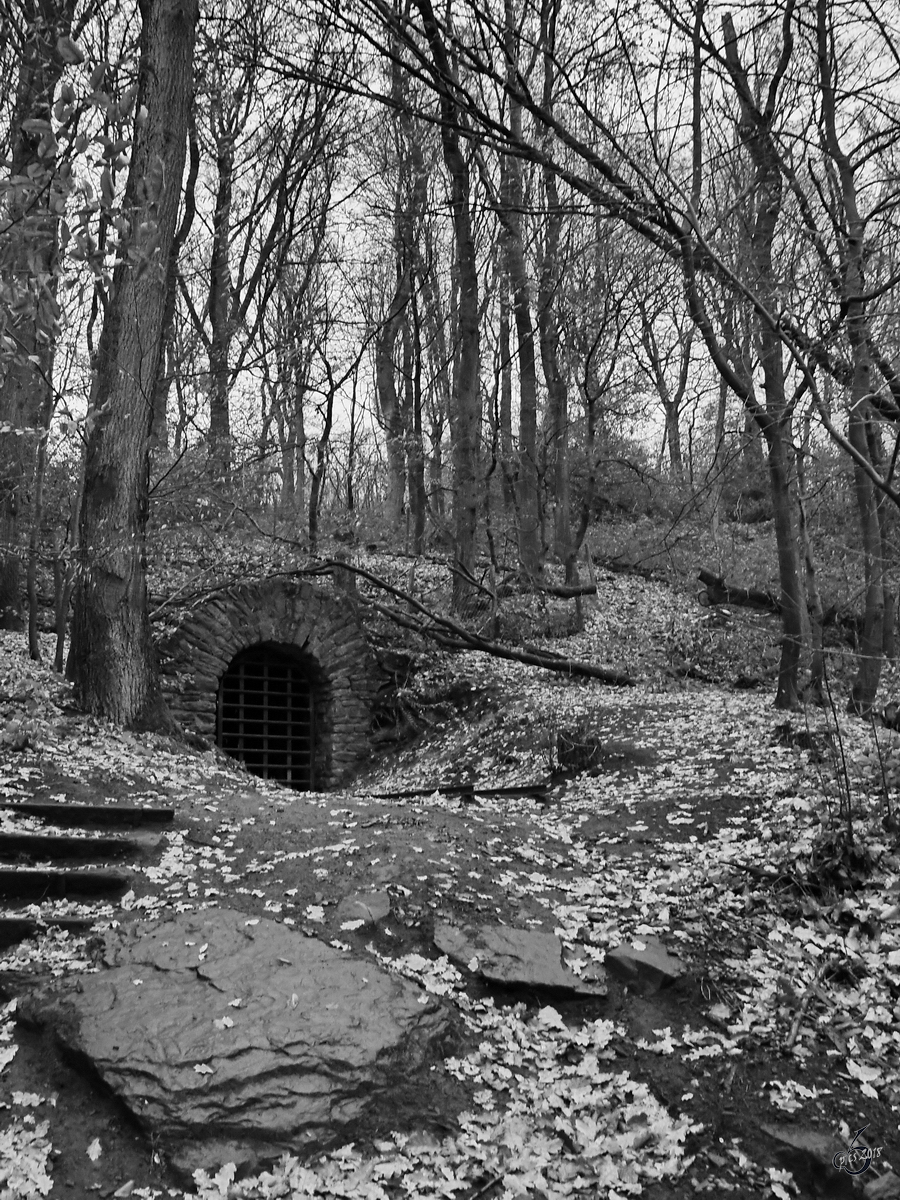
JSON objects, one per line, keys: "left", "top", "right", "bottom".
{"left": 0, "top": 0, "right": 79, "bottom": 630}
{"left": 69, "top": 0, "right": 199, "bottom": 725}
{"left": 412, "top": 0, "right": 481, "bottom": 610}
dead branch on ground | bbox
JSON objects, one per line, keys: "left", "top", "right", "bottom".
{"left": 296, "top": 560, "right": 635, "bottom": 687}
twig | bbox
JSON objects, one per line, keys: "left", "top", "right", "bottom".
{"left": 731, "top": 860, "right": 780, "bottom": 881}
{"left": 469, "top": 1173, "right": 504, "bottom": 1199}
{"left": 784, "top": 959, "right": 831, "bottom": 1053}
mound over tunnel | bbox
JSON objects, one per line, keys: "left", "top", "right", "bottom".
{"left": 158, "top": 580, "right": 380, "bottom": 789}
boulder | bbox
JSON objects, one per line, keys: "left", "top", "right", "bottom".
{"left": 434, "top": 920, "right": 607, "bottom": 997}
{"left": 19, "top": 908, "right": 452, "bottom": 1179}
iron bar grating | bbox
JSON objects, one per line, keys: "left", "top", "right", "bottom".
{"left": 217, "top": 647, "right": 316, "bottom": 789}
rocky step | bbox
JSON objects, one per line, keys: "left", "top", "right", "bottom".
{"left": 0, "top": 831, "right": 152, "bottom": 861}
{"left": 0, "top": 914, "right": 97, "bottom": 950}
{"left": 0, "top": 868, "right": 131, "bottom": 900}
{"left": 0, "top": 802, "right": 175, "bottom": 827}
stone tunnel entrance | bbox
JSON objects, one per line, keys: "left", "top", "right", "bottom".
{"left": 216, "top": 643, "right": 321, "bottom": 790}
{"left": 157, "top": 580, "right": 380, "bottom": 790}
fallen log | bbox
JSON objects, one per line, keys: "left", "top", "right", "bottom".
{"left": 698, "top": 569, "right": 862, "bottom": 641}
{"left": 292, "top": 561, "right": 635, "bottom": 687}
{"left": 364, "top": 595, "right": 635, "bottom": 686}
{"left": 698, "top": 569, "right": 779, "bottom": 613}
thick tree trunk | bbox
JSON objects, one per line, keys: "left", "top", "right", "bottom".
{"left": 0, "top": 0, "right": 75, "bottom": 629}
{"left": 69, "top": 0, "right": 198, "bottom": 727}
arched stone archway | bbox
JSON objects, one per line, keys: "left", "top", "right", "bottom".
{"left": 157, "top": 579, "right": 379, "bottom": 788}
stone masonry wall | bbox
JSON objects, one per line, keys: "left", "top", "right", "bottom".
{"left": 156, "top": 579, "right": 380, "bottom": 788}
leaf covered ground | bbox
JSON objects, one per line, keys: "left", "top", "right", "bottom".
{"left": 0, "top": 557, "right": 898, "bottom": 1199}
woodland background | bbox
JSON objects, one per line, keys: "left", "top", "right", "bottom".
{"left": 1, "top": 0, "right": 900, "bottom": 722}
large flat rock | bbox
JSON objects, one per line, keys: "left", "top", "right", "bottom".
{"left": 19, "top": 908, "right": 452, "bottom": 1179}
{"left": 434, "top": 920, "right": 607, "bottom": 997}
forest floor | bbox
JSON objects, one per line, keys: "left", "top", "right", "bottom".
{"left": 0, "top": 550, "right": 899, "bottom": 1199}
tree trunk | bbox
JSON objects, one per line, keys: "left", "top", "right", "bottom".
{"left": 407, "top": 291, "right": 427, "bottom": 554}
{"left": 308, "top": 391, "right": 334, "bottom": 554}
{"left": 723, "top": 9, "right": 803, "bottom": 708}
{"left": 498, "top": 292, "right": 515, "bottom": 509}
{"left": 150, "top": 113, "right": 198, "bottom": 456}
{"left": 848, "top": 408, "right": 885, "bottom": 714}
{"left": 501, "top": 3, "right": 540, "bottom": 577}
{"left": 797, "top": 422, "right": 825, "bottom": 698}
{"left": 760, "top": 358, "right": 804, "bottom": 711}
{"left": 815, "top": 0, "right": 886, "bottom": 714}
{"left": 415, "top": 0, "right": 480, "bottom": 612}
{"left": 69, "top": 0, "right": 198, "bottom": 727}
{"left": 374, "top": 311, "right": 407, "bottom": 527}
{"left": 709, "top": 374, "right": 727, "bottom": 555}
{"left": 536, "top": 6, "right": 572, "bottom": 575}
{"left": 0, "top": 0, "right": 75, "bottom": 629}
{"left": 208, "top": 111, "right": 234, "bottom": 480}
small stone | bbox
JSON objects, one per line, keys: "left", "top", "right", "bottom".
{"left": 335, "top": 891, "right": 391, "bottom": 926}
{"left": 605, "top": 936, "right": 685, "bottom": 993}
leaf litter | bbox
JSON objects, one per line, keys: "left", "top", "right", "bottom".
{"left": 0, "top": 569, "right": 897, "bottom": 1197}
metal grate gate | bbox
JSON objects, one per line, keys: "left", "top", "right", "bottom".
{"left": 216, "top": 646, "right": 316, "bottom": 789}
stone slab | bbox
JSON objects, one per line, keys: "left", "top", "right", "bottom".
{"left": 434, "top": 920, "right": 607, "bottom": 997}
{"left": 19, "top": 908, "right": 452, "bottom": 1179}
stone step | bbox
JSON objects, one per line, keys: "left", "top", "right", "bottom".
{"left": 0, "top": 868, "right": 131, "bottom": 899}
{"left": 0, "top": 915, "right": 97, "bottom": 950}
{"left": 0, "top": 802, "right": 175, "bottom": 827}
{"left": 0, "top": 831, "right": 149, "bottom": 861}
